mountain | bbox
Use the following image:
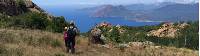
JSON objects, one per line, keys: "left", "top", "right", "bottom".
{"left": 125, "top": 2, "right": 177, "bottom": 11}
{"left": 85, "top": 5, "right": 150, "bottom": 21}
{"left": 150, "top": 3, "right": 199, "bottom": 21}
{"left": 125, "top": 4, "right": 158, "bottom": 11}
{"left": 90, "top": 5, "right": 134, "bottom": 18}
{"left": 0, "top": 0, "right": 44, "bottom": 16}
{"left": 82, "top": 2, "right": 199, "bottom": 22}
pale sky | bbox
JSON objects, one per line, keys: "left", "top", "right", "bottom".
{"left": 33, "top": 0, "right": 199, "bottom": 6}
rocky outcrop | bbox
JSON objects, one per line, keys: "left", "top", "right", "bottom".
{"left": 96, "top": 21, "right": 112, "bottom": 27}
{"left": 0, "top": 0, "right": 44, "bottom": 16}
{"left": 147, "top": 22, "right": 189, "bottom": 38}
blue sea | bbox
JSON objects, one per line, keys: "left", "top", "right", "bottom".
{"left": 40, "top": 6, "right": 160, "bottom": 32}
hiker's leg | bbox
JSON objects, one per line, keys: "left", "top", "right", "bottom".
{"left": 71, "top": 38, "right": 75, "bottom": 54}
{"left": 65, "top": 40, "right": 70, "bottom": 53}
{"left": 67, "top": 40, "right": 71, "bottom": 52}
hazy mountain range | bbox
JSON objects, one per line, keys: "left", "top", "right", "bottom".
{"left": 81, "top": 2, "right": 199, "bottom": 22}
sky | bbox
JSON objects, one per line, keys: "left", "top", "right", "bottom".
{"left": 33, "top": 0, "right": 198, "bottom": 6}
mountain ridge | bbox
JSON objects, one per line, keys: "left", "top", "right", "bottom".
{"left": 81, "top": 2, "right": 199, "bottom": 22}
{"left": 90, "top": 5, "right": 134, "bottom": 18}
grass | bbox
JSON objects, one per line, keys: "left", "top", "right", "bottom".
{"left": 0, "top": 28, "right": 65, "bottom": 56}
{"left": 0, "top": 28, "right": 198, "bottom": 56}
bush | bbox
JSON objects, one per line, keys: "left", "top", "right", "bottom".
{"left": 46, "top": 16, "right": 69, "bottom": 33}
{"left": 0, "top": 12, "right": 69, "bottom": 33}
{"left": 108, "top": 27, "right": 121, "bottom": 43}
{"left": 11, "top": 12, "right": 49, "bottom": 29}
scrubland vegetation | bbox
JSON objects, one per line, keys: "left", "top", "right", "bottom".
{"left": 0, "top": 0, "right": 198, "bottom": 56}
{"left": 0, "top": 28, "right": 198, "bottom": 56}
{"left": 91, "top": 21, "right": 199, "bottom": 50}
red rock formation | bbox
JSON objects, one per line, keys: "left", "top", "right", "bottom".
{"left": 147, "top": 23, "right": 189, "bottom": 38}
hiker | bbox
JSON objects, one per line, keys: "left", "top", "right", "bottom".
{"left": 63, "top": 21, "right": 78, "bottom": 54}
{"left": 89, "top": 27, "right": 105, "bottom": 45}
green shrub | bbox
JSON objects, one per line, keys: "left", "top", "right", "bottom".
{"left": 108, "top": 27, "right": 121, "bottom": 43}
{"left": 11, "top": 12, "right": 49, "bottom": 29}
{"left": 16, "top": 0, "right": 25, "bottom": 6}
{"left": 47, "top": 16, "right": 69, "bottom": 33}
{"left": 0, "top": 12, "right": 69, "bottom": 33}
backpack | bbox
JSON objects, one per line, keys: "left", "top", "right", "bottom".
{"left": 67, "top": 27, "right": 77, "bottom": 37}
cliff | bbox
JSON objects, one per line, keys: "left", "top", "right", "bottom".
{"left": 0, "top": 0, "right": 44, "bottom": 16}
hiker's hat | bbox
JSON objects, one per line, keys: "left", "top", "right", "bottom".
{"left": 70, "top": 21, "right": 75, "bottom": 25}
{"left": 64, "top": 27, "right": 68, "bottom": 30}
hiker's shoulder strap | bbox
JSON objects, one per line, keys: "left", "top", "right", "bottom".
{"left": 73, "top": 27, "right": 78, "bottom": 33}
{"left": 68, "top": 26, "right": 74, "bottom": 30}
{"left": 69, "top": 26, "right": 78, "bottom": 32}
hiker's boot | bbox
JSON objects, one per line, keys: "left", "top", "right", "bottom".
{"left": 71, "top": 48, "right": 75, "bottom": 54}
{"left": 66, "top": 48, "right": 70, "bottom": 53}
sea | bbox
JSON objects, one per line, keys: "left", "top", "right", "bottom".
{"left": 39, "top": 6, "right": 160, "bottom": 32}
